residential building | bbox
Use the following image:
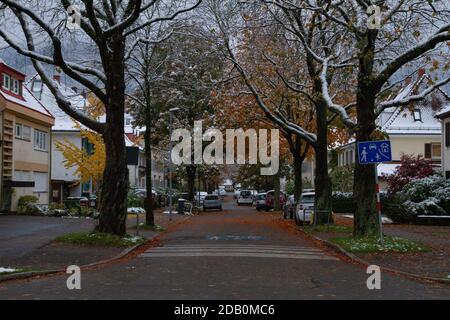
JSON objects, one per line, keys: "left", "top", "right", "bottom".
{"left": 436, "top": 105, "right": 450, "bottom": 179}
{"left": 336, "top": 70, "right": 450, "bottom": 188}
{"left": 125, "top": 130, "right": 166, "bottom": 191}
{"left": 0, "top": 59, "right": 54, "bottom": 211}
{"left": 27, "top": 74, "right": 92, "bottom": 203}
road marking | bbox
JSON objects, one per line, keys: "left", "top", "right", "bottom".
{"left": 140, "top": 244, "right": 339, "bottom": 261}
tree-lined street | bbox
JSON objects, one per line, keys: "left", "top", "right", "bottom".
{"left": 1, "top": 196, "right": 448, "bottom": 300}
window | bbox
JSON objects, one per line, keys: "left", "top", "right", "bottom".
{"left": 2, "top": 73, "right": 10, "bottom": 90}
{"left": 15, "top": 124, "right": 22, "bottom": 138}
{"left": 33, "top": 172, "right": 48, "bottom": 193}
{"left": 413, "top": 109, "right": 422, "bottom": 122}
{"left": 12, "top": 79, "right": 19, "bottom": 94}
{"left": 31, "top": 79, "right": 42, "bottom": 93}
{"left": 15, "top": 124, "right": 31, "bottom": 141}
{"left": 34, "top": 129, "right": 48, "bottom": 151}
{"left": 22, "top": 126, "right": 31, "bottom": 141}
{"left": 125, "top": 117, "right": 132, "bottom": 126}
{"left": 432, "top": 143, "right": 441, "bottom": 160}
{"left": 425, "top": 143, "right": 441, "bottom": 160}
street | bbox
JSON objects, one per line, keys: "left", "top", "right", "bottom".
{"left": 0, "top": 196, "right": 448, "bottom": 300}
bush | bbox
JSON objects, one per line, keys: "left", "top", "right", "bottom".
{"left": 381, "top": 194, "right": 412, "bottom": 223}
{"left": 383, "top": 154, "right": 435, "bottom": 195}
{"left": 128, "top": 189, "right": 144, "bottom": 208}
{"left": 332, "top": 192, "right": 355, "bottom": 213}
{"left": 398, "top": 175, "right": 450, "bottom": 216}
{"left": 331, "top": 165, "right": 354, "bottom": 193}
{"left": 17, "top": 195, "right": 39, "bottom": 215}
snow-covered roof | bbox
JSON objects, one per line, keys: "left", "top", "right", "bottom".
{"left": 0, "top": 84, "right": 53, "bottom": 119}
{"left": 379, "top": 73, "right": 449, "bottom": 135}
{"left": 436, "top": 104, "right": 450, "bottom": 119}
{"left": 26, "top": 75, "right": 87, "bottom": 131}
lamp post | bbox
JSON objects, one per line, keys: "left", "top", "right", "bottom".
{"left": 168, "top": 107, "right": 180, "bottom": 221}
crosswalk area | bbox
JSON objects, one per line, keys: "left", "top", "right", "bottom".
{"left": 140, "top": 244, "right": 339, "bottom": 261}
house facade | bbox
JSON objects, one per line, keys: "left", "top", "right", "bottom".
{"left": 437, "top": 106, "right": 450, "bottom": 179}
{"left": 125, "top": 129, "right": 166, "bottom": 191}
{"left": 336, "top": 70, "right": 450, "bottom": 188}
{"left": 0, "top": 60, "right": 54, "bottom": 211}
{"left": 27, "top": 74, "right": 93, "bottom": 203}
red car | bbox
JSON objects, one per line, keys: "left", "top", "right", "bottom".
{"left": 265, "top": 190, "right": 286, "bottom": 210}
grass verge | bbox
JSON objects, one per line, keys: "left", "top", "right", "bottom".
{"left": 55, "top": 232, "right": 146, "bottom": 248}
{"left": 301, "top": 224, "right": 352, "bottom": 234}
{"left": 331, "top": 236, "right": 431, "bottom": 253}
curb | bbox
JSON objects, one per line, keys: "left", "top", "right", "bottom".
{"left": 0, "top": 213, "right": 191, "bottom": 284}
{"left": 0, "top": 239, "right": 147, "bottom": 283}
{"left": 291, "top": 223, "right": 450, "bottom": 285}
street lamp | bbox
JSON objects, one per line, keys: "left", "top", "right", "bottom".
{"left": 168, "top": 107, "right": 180, "bottom": 221}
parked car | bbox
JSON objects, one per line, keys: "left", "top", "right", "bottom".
{"left": 203, "top": 194, "right": 222, "bottom": 211}
{"left": 295, "top": 192, "right": 315, "bottom": 225}
{"left": 237, "top": 190, "right": 254, "bottom": 205}
{"left": 283, "top": 195, "right": 296, "bottom": 219}
{"left": 265, "top": 190, "right": 287, "bottom": 210}
{"left": 195, "top": 191, "right": 208, "bottom": 205}
{"left": 255, "top": 193, "right": 267, "bottom": 211}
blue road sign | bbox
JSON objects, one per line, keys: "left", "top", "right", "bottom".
{"left": 357, "top": 140, "right": 392, "bottom": 164}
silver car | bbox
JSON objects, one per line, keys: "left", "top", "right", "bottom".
{"left": 295, "top": 192, "right": 315, "bottom": 225}
{"left": 203, "top": 195, "right": 222, "bottom": 211}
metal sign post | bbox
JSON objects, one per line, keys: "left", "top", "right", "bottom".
{"left": 374, "top": 164, "right": 384, "bottom": 246}
{"left": 357, "top": 140, "right": 392, "bottom": 246}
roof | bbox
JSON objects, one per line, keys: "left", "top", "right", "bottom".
{"left": 0, "top": 84, "right": 54, "bottom": 120}
{"left": 26, "top": 75, "right": 87, "bottom": 131}
{"left": 436, "top": 104, "right": 450, "bottom": 119}
{"left": 379, "top": 73, "right": 449, "bottom": 135}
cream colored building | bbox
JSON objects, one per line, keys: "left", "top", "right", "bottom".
{"left": 0, "top": 59, "right": 54, "bottom": 211}
{"left": 437, "top": 106, "right": 450, "bottom": 179}
{"left": 336, "top": 71, "right": 449, "bottom": 190}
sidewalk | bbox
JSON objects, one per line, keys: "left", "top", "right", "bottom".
{"left": 306, "top": 215, "right": 450, "bottom": 280}
{"left": 0, "top": 209, "right": 187, "bottom": 273}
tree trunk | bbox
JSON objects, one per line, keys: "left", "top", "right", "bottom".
{"left": 144, "top": 125, "right": 155, "bottom": 226}
{"left": 186, "top": 165, "right": 196, "bottom": 201}
{"left": 353, "top": 32, "right": 379, "bottom": 237}
{"left": 314, "top": 101, "right": 333, "bottom": 225}
{"left": 353, "top": 86, "right": 378, "bottom": 236}
{"left": 96, "top": 36, "right": 128, "bottom": 236}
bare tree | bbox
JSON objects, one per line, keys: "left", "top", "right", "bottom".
{"left": 0, "top": 0, "right": 201, "bottom": 235}
{"left": 272, "top": 0, "right": 450, "bottom": 236}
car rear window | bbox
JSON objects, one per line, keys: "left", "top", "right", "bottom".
{"left": 258, "top": 194, "right": 266, "bottom": 200}
{"left": 240, "top": 191, "right": 251, "bottom": 197}
{"left": 205, "top": 195, "right": 219, "bottom": 200}
{"left": 301, "top": 195, "right": 315, "bottom": 203}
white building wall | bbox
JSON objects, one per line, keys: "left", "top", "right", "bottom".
{"left": 51, "top": 132, "right": 81, "bottom": 182}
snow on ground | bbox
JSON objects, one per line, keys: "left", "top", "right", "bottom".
{"left": 0, "top": 267, "right": 17, "bottom": 273}
{"left": 342, "top": 214, "right": 393, "bottom": 224}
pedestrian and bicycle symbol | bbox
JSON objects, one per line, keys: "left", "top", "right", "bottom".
{"left": 357, "top": 140, "right": 392, "bottom": 164}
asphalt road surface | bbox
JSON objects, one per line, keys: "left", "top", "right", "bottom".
{"left": 0, "top": 195, "right": 449, "bottom": 300}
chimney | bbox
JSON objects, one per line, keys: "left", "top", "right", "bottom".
{"left": 53, "top": 67, "right": 61, "bottom": 84}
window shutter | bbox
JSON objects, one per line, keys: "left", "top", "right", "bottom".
{"left": 446, "top": 122, "right": 450, "bottom": 148}
{"left": 424, "top": 143, "right": 432, "bottom": 158}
